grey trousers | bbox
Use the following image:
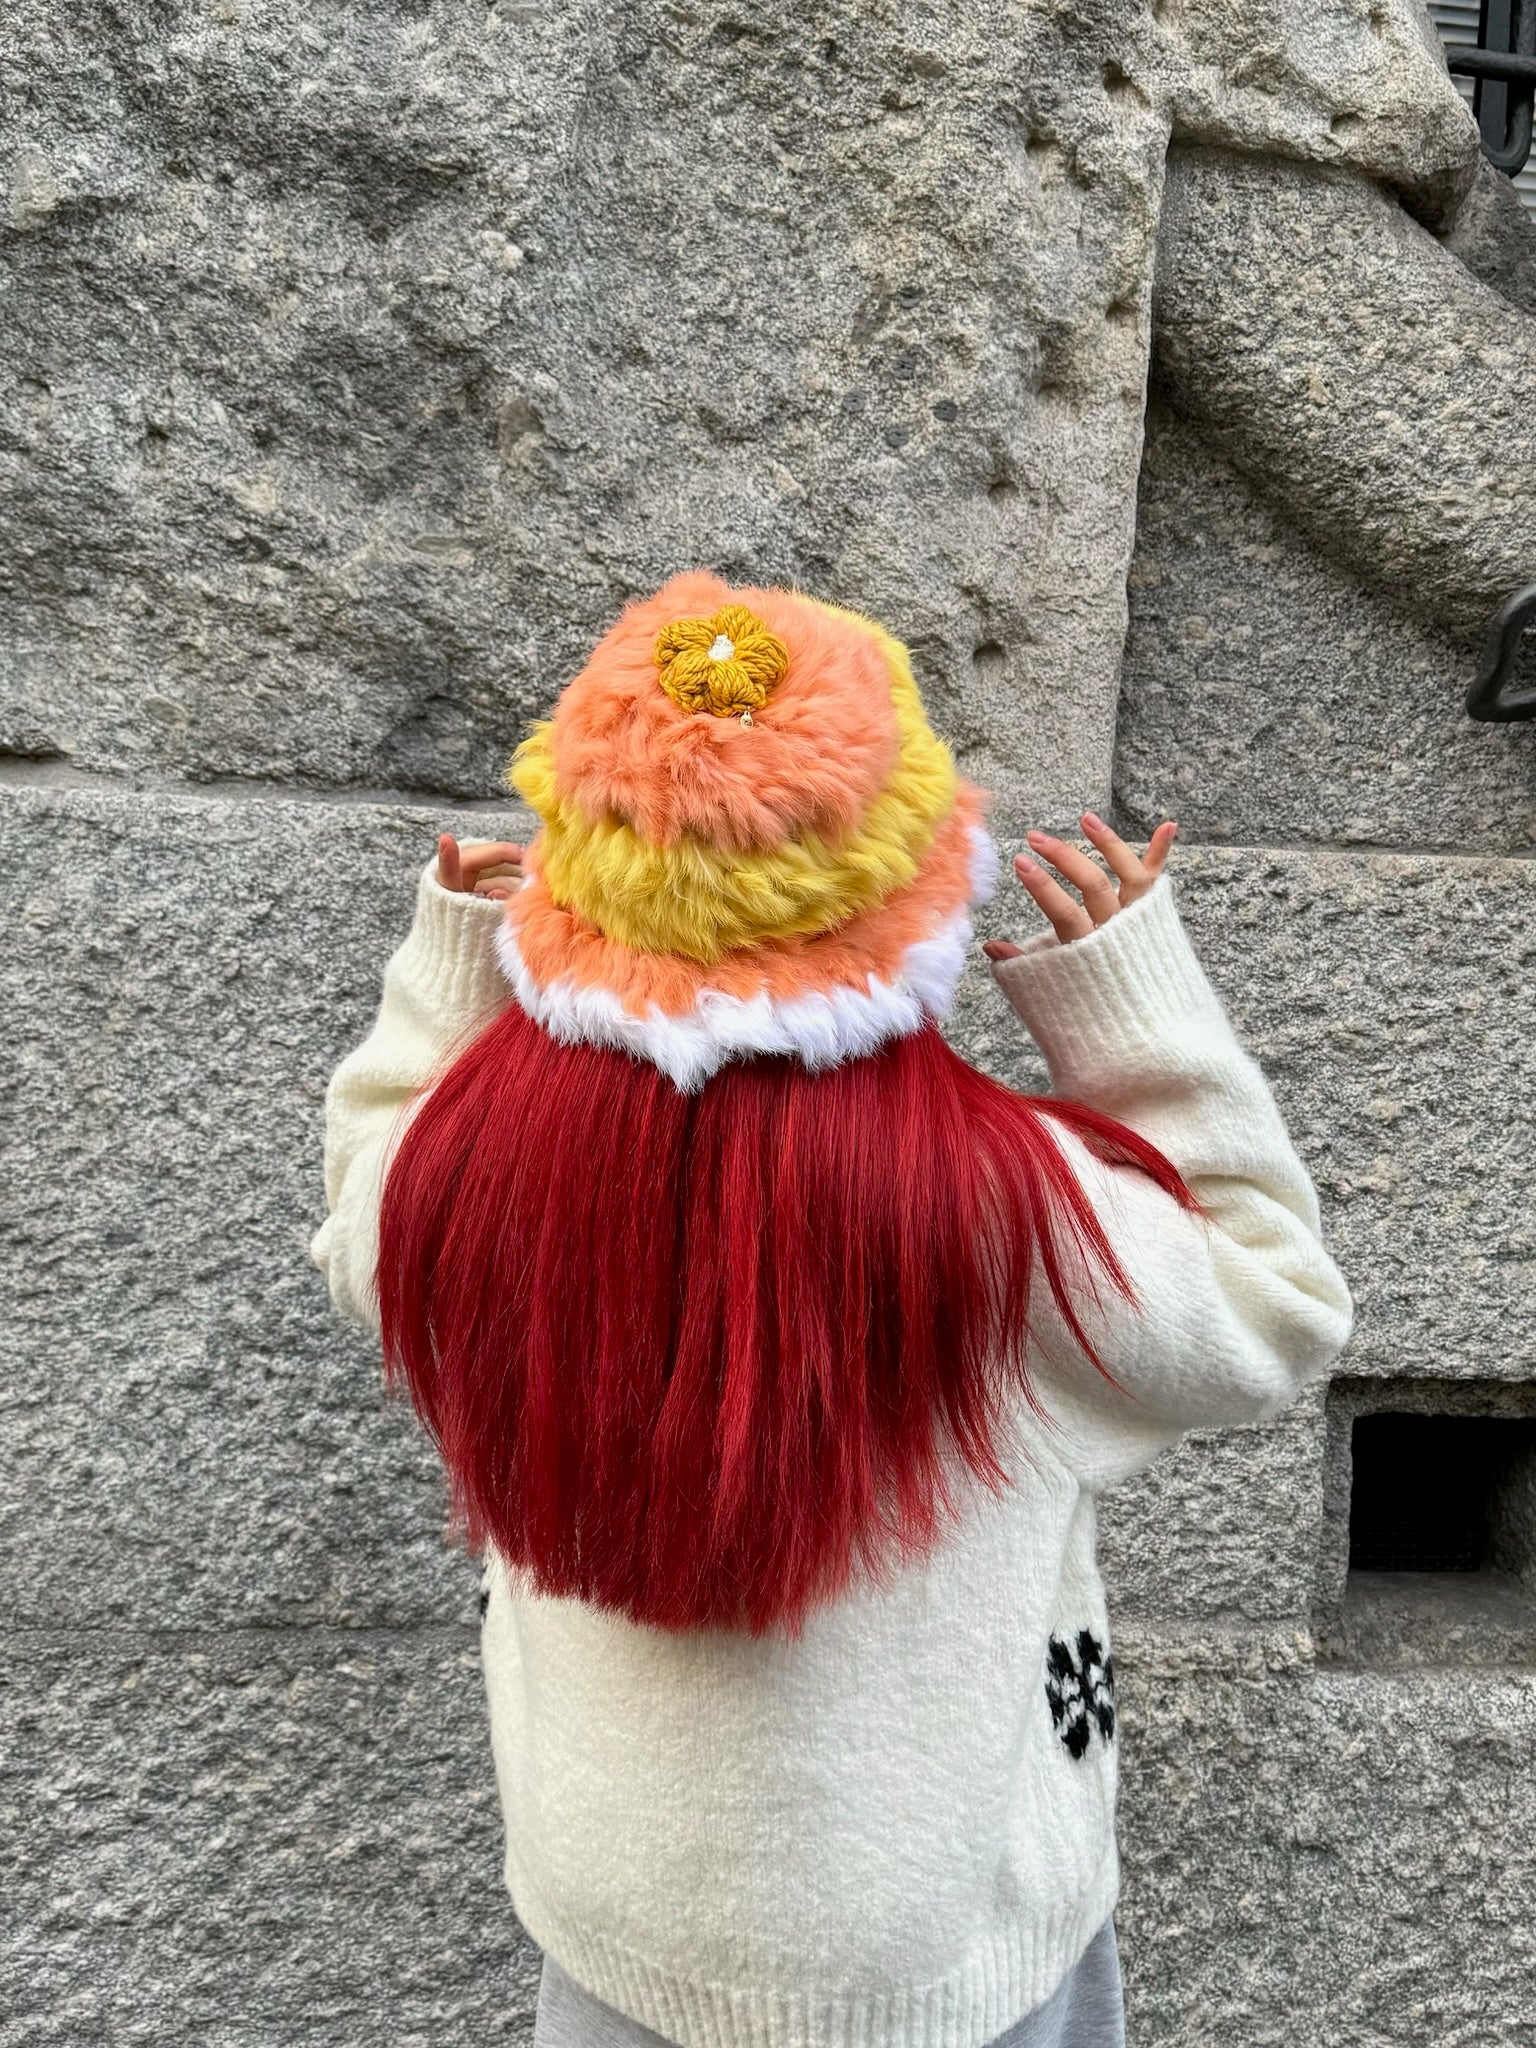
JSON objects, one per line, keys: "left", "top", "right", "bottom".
{"left": 533, "top": 1919, "right": 1125, "bottom": 2048}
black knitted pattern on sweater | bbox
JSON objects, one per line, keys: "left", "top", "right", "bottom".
{"left": 1045, "top": 1629, "right": 1116, "bottom": 1758}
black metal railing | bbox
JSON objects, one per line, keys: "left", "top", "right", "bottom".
{"left": 1468, "top": 584, "right": 1536, "bottom": 720}
{"left": 1448, "top": 0, "right": 1536, "bottom": 175}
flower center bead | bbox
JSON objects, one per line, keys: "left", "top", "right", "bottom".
{"left": 654, "top": 604, "right": 790, "bottom": 719}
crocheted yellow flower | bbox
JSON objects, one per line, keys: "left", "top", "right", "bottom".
{"left": 654, "top": 604, "right": 790, "bottom": 720}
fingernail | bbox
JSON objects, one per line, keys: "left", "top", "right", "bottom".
{"left": 1015, "top": 855, "right": 1038, "bottom": 874}
{"left": 1082, "top": 810, "right": 1104, "bottom": 830}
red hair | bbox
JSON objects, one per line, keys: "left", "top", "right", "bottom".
{"left": 378, "top": 1007, "right": 1198, "bottom": 1636}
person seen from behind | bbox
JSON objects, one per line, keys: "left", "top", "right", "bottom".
{"left": 312, "top": 571, "right": 1354, "bottom": 2048}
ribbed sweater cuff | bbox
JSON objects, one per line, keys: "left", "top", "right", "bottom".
{"left": 990, "top": 874, "right": 1233, "bottom": 1093}
{"left": 392, "top": 857, "right": 512, "bottom": 1024}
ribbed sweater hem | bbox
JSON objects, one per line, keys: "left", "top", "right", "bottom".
{"left": 509, "top": 1858, "right": 1120, "bottom": 2048}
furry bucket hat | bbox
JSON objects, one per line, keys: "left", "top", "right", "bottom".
{"left": 495, "top": 569, "right": 997, "bottom": 1089}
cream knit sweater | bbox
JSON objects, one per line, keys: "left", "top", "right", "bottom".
{"left": 312, "top": 864, "right": 1353, "bottom": 2048}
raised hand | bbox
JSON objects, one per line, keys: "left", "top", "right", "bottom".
{"left": 982, "top": 813, "right": 1177, "bottom": 962}
{"left": 436, "top": 833, "right": 526, "bottom": 902}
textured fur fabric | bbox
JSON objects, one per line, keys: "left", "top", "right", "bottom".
{"left": 501, "top": 815, "right": 994, "bottom": 1084}
{"left": 495, "top": 908, "right": 976, "bottom": 1091}
{"left": 508, "top": 573, "right": 972, "bottom": 967}
{"left": 540, "top": 572, "right": 900, "bottom": 852}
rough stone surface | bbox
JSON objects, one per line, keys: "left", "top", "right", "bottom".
{"left": 1331, "top": 1571, "right": 1536, "bottom": 1669}
{"left": 1154, "top": 148, "right": 1536, "bottom": 637}
{"left": 1114, "top": 1655, "right": 1536, "bottom": 2047}
{"left": 1442, "top": 155, "right": 1536, "bottom": 317}
{"left": 1157, "top": 0, "right": 1478, "bottom": 224}
{"left": 0, "top": 2, "right": 1485, "bottom": 831}
{"left": 0, "top": 784, "right": 516, "bottom": 1634}
{"left": 1095, "top": 1395, "right": 1328, "bottom": 1625}
{"left": 2, "top": 1627, "right": 540, "bottom": 2047}
{"left": 1116, "top": 403, "right": 1536, "bottom": 852}
{"left": 0, "top": 0, "right": 1176, "bottom": 830}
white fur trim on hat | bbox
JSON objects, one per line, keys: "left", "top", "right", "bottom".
{"left": 494, "top": 912, "right": 972, "bottom": 1093}
{"left": 492, "top": 823, "right": 996, "bottom": 1092}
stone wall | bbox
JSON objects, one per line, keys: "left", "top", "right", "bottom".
{"left": 1107, "top": 119, "right": 1536, "bottom": 2048}
{"left": 5, "top": 4, "right": 1535, "bottom": 2043}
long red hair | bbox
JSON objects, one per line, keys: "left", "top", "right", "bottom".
{"left": 378, "top": 1005, "right": 1197, "bottom": 1635}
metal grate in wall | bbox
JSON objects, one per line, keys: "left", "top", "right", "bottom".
{"left": 1429, "top": 1, "right": 1536, "bottom": 210}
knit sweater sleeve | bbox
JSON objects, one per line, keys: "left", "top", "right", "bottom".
{"left": 990, "top": 872, "right": 1355, "bottom": 1492}
{"left": 310, "top": 859, "right": 512, "bottom": 1332}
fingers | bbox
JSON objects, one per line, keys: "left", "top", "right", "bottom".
{"left": 437, "top": 836, "right": 525, "bottom": 895}
{"left": 1024, "top": 830, "right": 1121, "bottom": 929}
{"left": 987, "top": 813, "right": 1179, "bottom": 959}
{"left": 1012, "top": 852, "right": 1096, "bottom": 944}
{"left": 1080, "top": 812, "right": 1177, "bottom": 906}
{"left": 458, "top": 840, "right": 525, "bottom": 892}
{"left": 1078, "top": 812, "right": 1142, "bottom": 889}
{"left": 1140, "top": 819, "right": 1177, "bottom": 879}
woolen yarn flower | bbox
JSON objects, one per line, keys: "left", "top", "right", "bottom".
{"left": 654, "top": 602, "right": 790, "bottom": 719}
